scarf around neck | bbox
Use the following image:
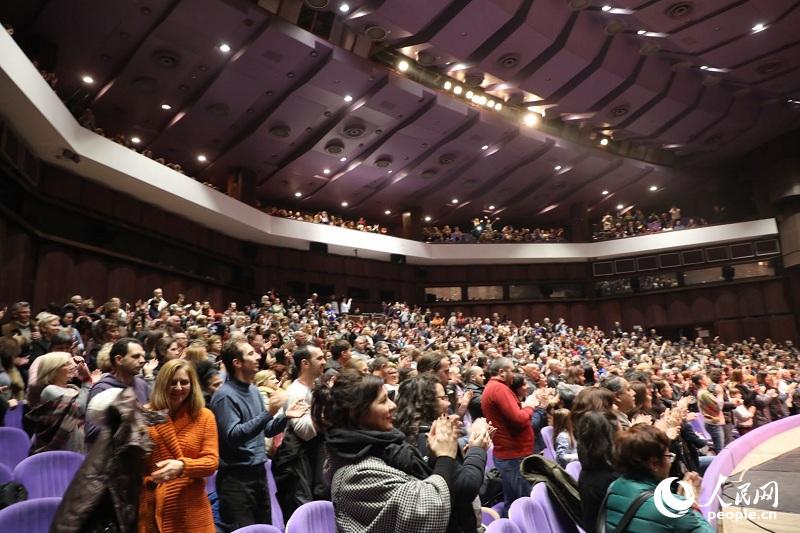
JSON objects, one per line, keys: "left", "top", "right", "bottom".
{"left": 325, "top": 427, "right": 432, "bottom": 480}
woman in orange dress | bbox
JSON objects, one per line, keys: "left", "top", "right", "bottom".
{"left": 138, "top": 359, "right": 219, "bottom": 533}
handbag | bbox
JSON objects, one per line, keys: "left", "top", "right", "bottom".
{"left": 595, "top": 487, "right": 653, "bottom": 533}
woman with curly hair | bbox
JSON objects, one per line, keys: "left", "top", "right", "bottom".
{"left": 393, "top": 373, "right": 491, "bottom": 533}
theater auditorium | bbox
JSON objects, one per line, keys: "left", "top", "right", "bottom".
{"left": 1, "top": 1, "right": 800, "bottom": 532}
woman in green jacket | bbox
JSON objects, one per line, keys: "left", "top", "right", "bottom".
{"left": 605, "top": 424, "right": 715, "bottom": 533}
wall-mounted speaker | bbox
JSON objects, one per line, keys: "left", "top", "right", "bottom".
{"left": 390, "top": 253, "right": 406, "bottom": 265}
{"left": 309, "top": 241, "right": 328, "bottom": 254}
{"left": 722, "top": 265, "right": 735, "bottom": 281}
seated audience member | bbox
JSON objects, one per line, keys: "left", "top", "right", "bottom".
{"left": 27, "top": 352, "right": 97, "bottom": 453}
{"left": 552, "top": 408, "right": 578, "bottom": 467}
{"left": 195, "top": 360, "right": 223, "bottom": 406}
{"left": 313, "top": 370, "right": 459, "bottom": 532}
{"left": 138, "top": 359, "right": 219, "bottom": 533}
{"left": 0, "top": 337, "right": 26, "bottom": 421}
{"left": 604, "top": 424, "right": 714, "bottom": 532}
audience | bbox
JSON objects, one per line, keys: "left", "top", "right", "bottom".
{"left": 425, "top": 220, "right": 566, "bottom": 243}
{"left": 595, "top": 206, "right": 708, "bottom": 241}
{"left": 266, "top": 207, "right": 389, "bottom": 235}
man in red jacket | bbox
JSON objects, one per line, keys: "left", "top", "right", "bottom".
{"left": 481, "top": 357, "right": 539, "bottom": 513}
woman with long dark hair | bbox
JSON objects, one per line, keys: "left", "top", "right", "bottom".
{"left": 312, "top": 370, "right": 461, "bottom": 532}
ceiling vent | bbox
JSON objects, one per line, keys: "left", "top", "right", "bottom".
{"left": 464, "top": 73, "right": 484, "bottom": 87}
{"left": 605, "top": 20, "right": 626, "bottom": 35}
{"left": 421, "top": 169, "right": 438, "bottom": 179}
{"left": 497, "top": 53, "right": 520, "bottom": 69}
{"left": 343, "top": 123, "right": 367, "bottom": 138}
{"left": 438, "top": 153, "right": 457, "bottom": 165}
{"left": 365, "top": 25, "right": 389, "bottom": 41}
{"left": 375, "top": 156, "right": 393, "bottom": 167}
{"left": 269, "top": 124, "right": 291, "bottom": 138}
{"left": 665, "top": 2, "right": 694, "bottom": 19}
{"left": 130, "top": 76, "right": 157, "bottom": 93}
{"left": 152, "top": 49, "right": 180, "bottom": 68}
{"left": 417, "top": 51, "right": 437, "bottom": 66}
{"left": 324, "top": 139, "right": 345, "bottom": 154}
{"left": 610, "top": 104, "right": 630, "bottom": 117}
{"left": 304, "top": 0, "right": 329, "bottom": 9}
{"left": 206, "top": 103, "right": 230, "bottom": 117}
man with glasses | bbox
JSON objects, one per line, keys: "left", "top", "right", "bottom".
{"left": 481, "top": 357, "right": 539, "bottom": 514}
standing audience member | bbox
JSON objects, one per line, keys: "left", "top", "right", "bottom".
{"left": 210, "top": 340, "right": 307, "bottom": 532}
{"left": 138, "top": 359, "right": 219, "bottom": 533}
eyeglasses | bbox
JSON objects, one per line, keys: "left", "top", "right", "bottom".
{"left": 664, "top": 452, "right": 676, "bottom": 463}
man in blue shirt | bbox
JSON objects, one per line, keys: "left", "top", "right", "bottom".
{"left": 210, "top": 339, "right": 307, "bottom": 532}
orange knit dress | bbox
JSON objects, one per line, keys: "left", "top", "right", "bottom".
{"left": 138, "top": 407, "right": 219, "bottom": 533}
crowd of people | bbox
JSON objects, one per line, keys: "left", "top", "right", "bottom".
{"left": 265, "top": 207, "right": 389, "bottom": 235}
{"left": 425, "top": 217, "right": 567, "bottom": 243}
{"left": 2, "top": 289, "right": 798, "bottom": 532}
{"left": 594, "top": 206, "right": 709, "bottom": 241}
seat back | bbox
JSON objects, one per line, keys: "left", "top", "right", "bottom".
{"left": 565, "top": 461, "right": 581, "bottom": 481}
{"left": 0, "top": 462, "right": 12, "bottom": 484}
{"left": 266, "top": 460, "right": 284, "bottom": 530}
{"left": 486, "top": 518, "right": 523, "bottom": 533}
{"left": 0, "top": 496, "right": 61, "bottom": 533}
{"left": 531, "top": 481, "right": 579, "bottom": 533}
{"left": 13, "top": 450, "right": 84, "bottom": 499}
{"left": 2, "top": 405, "right": 24, "bottom": 429}
{"left": 689, "top": 416, "right": 710, "bottom": 440}
{"left": 232, "top": 525, "right": 282, "bottom": 533}
{"left": 540, "top": 426, "right": 556, "bottom": 462}
{"left": 508, "top": 496, "right": 540, "bottom": 533}
{"left": 0, "top": 427, "right": 30, "bottom": 470}
{"left": 481, "top": 506, "right": 500, "bottom": 525}
{"left": 206, "top": 471, "right": 216, "bottom": 495}
{"left": 284, "top": 500, "right": 335, "bottom": 533}
{"left": 486, "top": 445, "right": 494, "bottom": 471}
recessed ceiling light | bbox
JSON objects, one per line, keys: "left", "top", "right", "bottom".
{"left": 444, "top": 81, "right": 452, "bottom": 90}
{"left": 384, "top": 209, "right": 391, "bottom": 215}
{"left": 481, "top": 145, "right": 489, "bottom": 150}
{"left": 397, "top": 60, "right": 410, "bottom": 72}
{"left": 488, "top": 205, "right": 495, "bottom": 210}
{"left": 339, "top": 3, "right": 350, "bottom": 13}
{"left": 218, "top": 43, "right": 231, "bottom": 53}
{"left": 465, "top": 90, "right": 474, "bottom": 99}
{"left": 599, "top": 138, "right": 610, "bottom": 146}
{"left": 494, "top": 103, "right": 502, "bottom": 111}
{"left": 602, "top": 190, "right": 609, "bottom": 195}
{"left": 130, "top": 136, "right": 141, "bottom": 144}
{"left": 700, "top": 65, "right": 709, "bottom": 70}
{"left": 344, "top": 94, "right": 353, "bottom": 102}
{"left": 616, "top": 203, "right": 624, "bottom": 210}
{"left": 323, "top": 168, "right": 331, "bottom": 175}
{"left": 197, "top": 154, "right": 207, "bottom": 162}
{"left": 637, "top": 30, "right": 647, "bottom": 35}
{"left": 601, "top": 5, "right": 612, "bottom": 12}
{"left": 788, "top": 99, "right": 800, "bottom": 105}
{"left": 453, "top": 86, "right": 463, "bottom": 95}
{"left": 339, "top": 156, "right": 347, "bottom": 162}
{"left": 523, "top": 113, "right": 539, "bottom": 126}
{"left": 341, "top": 201, "right": 349, "bottom": 207}
{"left": 161, "top": 103, "right": 172, "bottom": 110}
{"left": 752, "top": 23, "right": 766, "bottom": 33}
{"left": 424, "top": 216, "right": 432, "bottom": 222}
{"left": 451, "top": 198, "right": 459, "bottom": 204}
{"left": 387, "top": 170, "right": 393, "bottom": 174}
{"left": 81, "top": 75, "right": 94, "bottom": 84}
{"left": 554, "top": 165, "right": 562, "bottom": 171}
{"left": 649, "top": 185, "right": 658, "bottom": 191}
{"left": 294, "top": 192, "right": 302, "bottom": 197}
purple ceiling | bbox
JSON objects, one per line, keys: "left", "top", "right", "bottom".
{"left": 10, "top": 0, "right": 800, "bottom": 227}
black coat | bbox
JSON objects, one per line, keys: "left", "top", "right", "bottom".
{"left": 272, "top": 428, "right": 330, "bottom": 521}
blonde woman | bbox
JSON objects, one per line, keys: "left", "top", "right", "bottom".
{"left": 138, "top": 359, "right": 218, "bottom": 533}
{"left": 254, "top": 369, "right": 285, "bottom": 455}
{"left": 182, "top": 342, "right": 209, "bottom": 365}
{"left": 27, "top": 351, "right": 96, "bottom": 453}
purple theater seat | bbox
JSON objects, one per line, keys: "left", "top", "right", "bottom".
{"left": 482, "top": 506, "right": 500, "bottom": 525}
{"left": 486, "top": 517, "right": 523, "bottom": 533}
{"left": 0, "top": 462, "right": 12, "bottom": 484}
{"left": 206, "top": 471, "right": 216, "bottom": 495}
{"left": 232, "top": 525, "right": 282, "bottom": 533}
{"left": 266, "top": 460, "right": 284, "bottom": 530}
{"left": 12, "top": 450, "right": 84, "bottom": 499}
{"left": 2, "top": 404, "right": 24, "bottom": 429}
{"left": 0, "top": 427, "right": 29, "bottom": 470}
{"left": 540, "top": 426, "right": 556, "bottom": 462}
{"left": 690, "top": 414, "right": 711, "bottom": 440}
{"left": 565, "top": 460, "right": 581, "bottom": 481}
{"left": 508, "top": 496, "right": 539, "bottom": 533}
{"left": 284, "top": 500, "right": 335, "bottom": 533}
{"left": 531, "top": 481, "right": 579, "bottom": 533}
{"left": 0, "top": 496, "right": 61, "bottom": 533}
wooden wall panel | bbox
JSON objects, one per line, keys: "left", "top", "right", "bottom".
{"left": 716, "top": 319, "right": 742, "bottom": 343}
{"left": 665, "top": 295, "right": 691, "bottom": 326}
{"left": 107, "top": 263, "right": 138, "bottom": 304}
{"left": 113, "top": 195, "right": 142, "bottom": 226}
{"left": 0, "top": 227, "right": 36, "bottom": 305}
{"left": 769, "top": 315, "right": 798, "bottom": 343}
{"left": 690, "top": 294, "right": 715, "bottom": 322}
{"left": 41, "top": 169, "right": 82, "bottom": 205}
{"left": 33, "top": 245, "right": 76, "bottom": 307}
{"left": 738, "top": 285, "right": 765, "bottom": 316}
{"left": 762, "top": 281, "right": 790, "bottom": 314}
{"left": 714, "top": 288, "right": 740, "bottom": 319}
{"left": 72, "top": 254, "right": 109, "bottom": 304}
{"left": 622, "top": 298, "right": 646, "bottom": 327}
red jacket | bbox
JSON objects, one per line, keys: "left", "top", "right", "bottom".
{"left": 481, "top": 377, "right": 534, "bottom": 459}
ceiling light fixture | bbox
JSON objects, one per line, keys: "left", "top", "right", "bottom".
{"left": 481, "top": 145, "right": 489, "bottom": 150}
{"left": 617, "top": 203, "right": 624, "bottom": 210}
{"left": 488, "top": 205, "right": 495, "bottom": 210}
{"left": 218, "top": 43, "right": 231, "bottom": 53}
{"left": 339, "top": 3, "right": 351, "bottom": 13}
{"left": 294, "top": 192, "right": 302, "bottom": 197}
{"left": 81, "top": 75, "right": 94, "bottom": 84}
{"left": 444, "top": 81, "right": 452, "bottom": 90}
{"left": 451, "top": 198, "right": 459, "bottom": 204}
{"left": 453, "top": 86, "right": 463, "bottom": 95}
{"left": 130, "top": 136, "right": 141, "bottom": 144}
{"left": 161, "top": 103, "right": 172, "bottom": 110}
{"left": 700, "top": 65, "right": 709, "bottom": 70}
{"left": 465, "top": 90, "right": 474, "bottom": 99}
{"left": 601, "top": 5, "right": 612, "bottom": 12}
{"left": 323, "top": 168, "right": 331, "bottom": 175}
{"left": 424, "top": 216, "right": 432, "bottom": 222}
{"left": 341, "top": 201, "right": 349, "bottom": 207}
{"left": 523, "top": 113, "right": 539, "bottom": 127}
{"left": 197, "top": 154, "right": 207, "bottom": 162}
{"left": 494, "top": 103, "right": 502, "bottom": 111}
{"left": 384, "top": 209, "right": 391, "bottom": 215}
{"left": 752, "top": 23, "right": 766, "bottom": 33}
{"left": 340, "top": 156, "right": 347, "bottom": 162}
{"left": 649, "top": 185, "right": 658, "bottom": 191}
{"left": 397, "top": 59, "right": 410, "bottom": 72}
{"left": 788, "top": 99, "right": 800, "bottom": 105}
{"left": 637, "top": 30, "right": 646, "bottom": 35}
{"left": 600, "top": 138, "right": 610, "bottom": 146}
{"left": 602, "top": 190, "right": 609, "bottom": 195}
{"left": 554, "top": 165, "right": 562, "bottom": 171}
{"left": 487, "top": 99, "right": 495, "bottom": 107}
{"left": 344, "top": 94, "right": 353, "bottom": 102}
